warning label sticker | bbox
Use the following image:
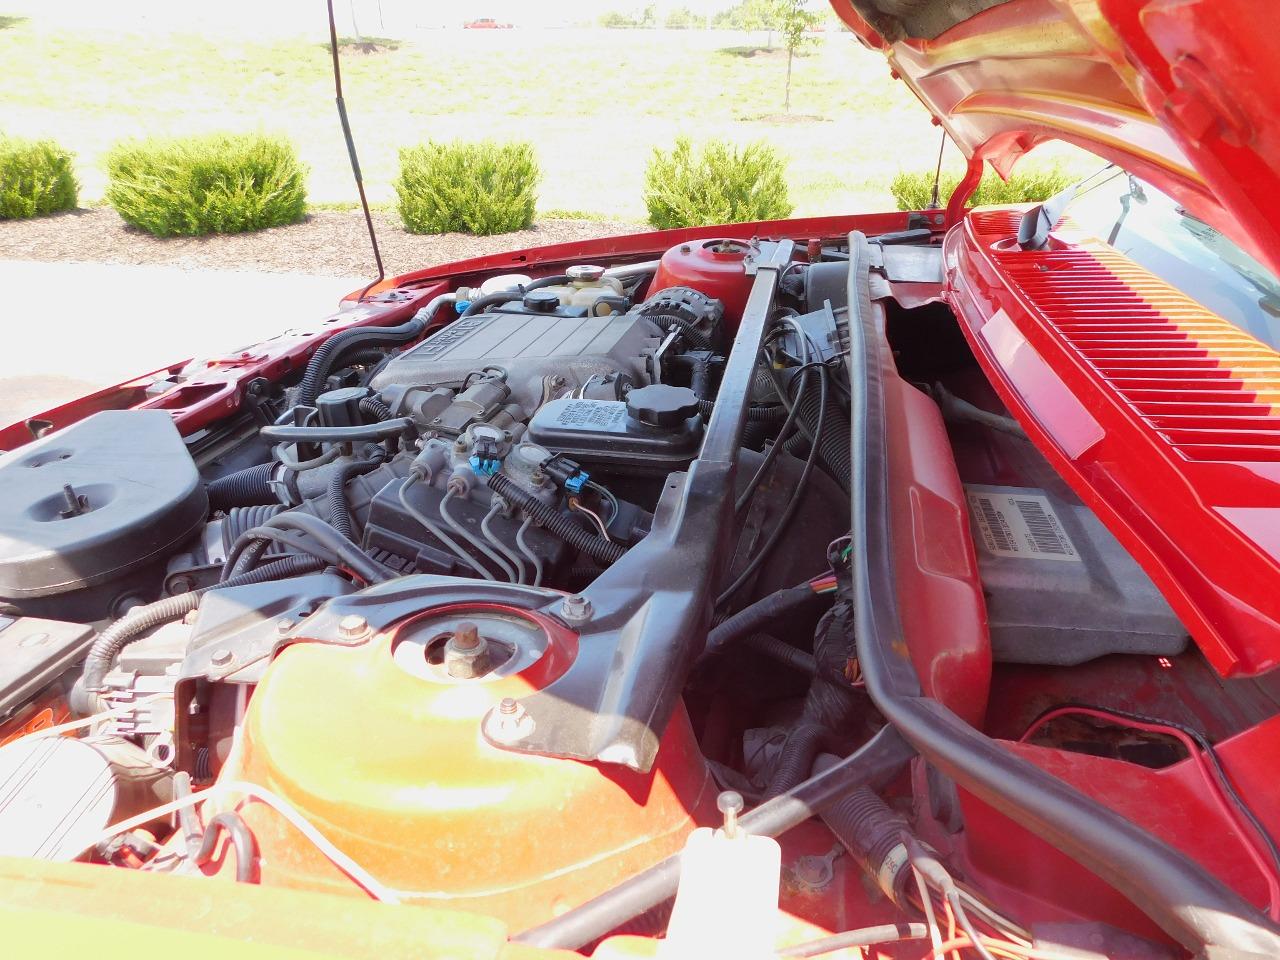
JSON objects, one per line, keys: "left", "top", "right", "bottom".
{"left": 966, "top": 489, "right": 1080, "bottom": 562}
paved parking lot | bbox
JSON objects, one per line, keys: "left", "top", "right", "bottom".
{"left": 0, "top": 260, "right": 364, "bottom": 427}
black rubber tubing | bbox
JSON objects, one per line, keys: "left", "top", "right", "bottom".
{"left": 487, "top": 472, "right": 626, "bottom": 565}
{"left": 460, "top": 275, "right": 571, "bottom": 318}
{"left": 512, "top": 725, "right": 915, "bottom": 949}
{"left": 224, "top": 512, "right": 393, "bottom": 586}
{"left": 695, "top": 583, "right": 817, "bottom": 668}
{"left": 297, "top": 314, "right": 428, "bottom": 406}
{"left": 795, "top": 379, "right": 852, "bottom": 493}
{"left": 327, "top": 458, "right": 383, "bottom": 541}
{"left": 764, "top": 722, "right": 830, "bottom": 798}
{"left": 194, "top": 812, "right": 258, "bottom": 883}
{"left": 698, "top": 398, "right": 787, "bottom": 422}
{"left": 81, "top": 555, "right": 324, "bottom": 692}
{"left": 206, "top": 462, "right": 277, "bottom": 512}
{"left": 260, "top": 419, "right": 413, "bottom": 444}
{"left": 840, "top": 230, "right": 1280, "bottom": 958}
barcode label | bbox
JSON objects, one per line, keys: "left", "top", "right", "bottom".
{"left": 966, "top": 489, "right": 1080, "bottom": 562}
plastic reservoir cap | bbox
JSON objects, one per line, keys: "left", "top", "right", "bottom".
{"left": 626, "top": 384, "right": 700, "bottom": 428}
{"left": 661, "top": 792, "right": 781, "bottom": 960}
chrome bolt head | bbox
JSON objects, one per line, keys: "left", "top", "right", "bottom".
{"left": 560, "top": 595, "right": 592, "bottom": 623}
{"left": 338, "top": 614, "right": 369, "bottom": 639}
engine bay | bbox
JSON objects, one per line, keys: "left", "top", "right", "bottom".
{"left": 1, "top": 225, "right": 1278, "bottom": 959}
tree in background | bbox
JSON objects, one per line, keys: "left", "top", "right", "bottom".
{"left": 666, "top": 7, "right": 708, "bottom": 29}
{"left": 779, "top": 0, "right": 820, "bottom": 109}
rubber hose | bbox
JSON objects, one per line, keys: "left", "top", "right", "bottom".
{"left": 194, "top": 812, "right": 257, "bottom": 883}
{"left": 228, "top": 512, "right": 392, "bottom": 585}
{"left": 260, "top": 418, "right": 413, "bottom": 444}
{"left": 297, "top": 315, "right": 427, "bottom": 407}
{"left": 82, "top": 555, "right": 324, "bottom": 692}
{"left": 820, "top": 783, "right": 910, "bottom": 904}
{"left": 488, "top": 473, "right": 627, "bottom": 565}
{"left": 327, "top": 458, "right": 383, "bottom": 541}
{"left": 206, "top": 462, "right": 277, "bottom": 512}
{"left": 796, "top": 383, "right": 851, "bottom": 492}
{"left": 359, "top": 395, "right": 393, "bottom": 421}
{"left": 697, "top": 584, "right": 817, "bottom": 665}
{"left": 742, "top": 633, "right": 819, "bottom": 675}
{"left": 219, "top": 504, "right": 285, "bottom": 556}
{"left": 338, "top": 347, "right": 392, "bottom": 370}
{"left": 764, "top": 722, "right": 830, "bottom": 798}
{"left": 689, "top": 354, "right": 710, "bottom": 399}
{"left": 460, "top": 275, "right": 572, "bottom": 318}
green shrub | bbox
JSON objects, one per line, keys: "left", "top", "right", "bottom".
{"left": 395, "top": 140, "right": 539, "bottom": 236}
{"left": 890, "top": 166, "right": 1076, "bottom": 211}
{"left": 104, "top": 134, "right": 307, "bottom": 237}
{"left": 0, "top": 136, "right": 78, "bottom": 220}
{"left": 643, "top": 137, "right": 793, "bottom": 229}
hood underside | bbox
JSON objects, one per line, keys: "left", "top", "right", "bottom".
{"left": 833, "top": 0, "right": 1280, "bottom": 278}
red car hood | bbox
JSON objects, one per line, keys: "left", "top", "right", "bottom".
{"left": 832, "top": 0, "right": 1280, "bottom": 277}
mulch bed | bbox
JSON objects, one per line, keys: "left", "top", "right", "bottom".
{"left": 0, "top": 207, "right": 647, "bottom": 278}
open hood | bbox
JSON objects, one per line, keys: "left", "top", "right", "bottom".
{"left": 832, "top": 0, "right": 1280, "bottom": 277}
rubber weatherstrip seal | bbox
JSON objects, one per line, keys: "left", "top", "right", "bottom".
{"left": 844, "top": 229, "right": 1280, "bottom": 959}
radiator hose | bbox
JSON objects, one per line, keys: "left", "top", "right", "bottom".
{"left": 487, "top": 472, "right": 626, "bottom": 566}
{"left": 81, "top": 555, "right": 324, "bottom": 692}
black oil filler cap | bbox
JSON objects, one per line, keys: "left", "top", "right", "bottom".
{"left": 625, "top": 384, "right": 700, "bottom": 428}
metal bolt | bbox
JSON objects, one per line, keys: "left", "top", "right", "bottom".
{"left": 452, "top": 621, "right": 480, "bottom": 650}
{"left": 484, "top": 697, "right": 533, "bottom": 744}
{"left": 276, "top": 618, "right": 295, "bottom": 635}
{"left": 560, "top": 595, "right": 592, "bottom": 623}
{"left": 170, "top": 575, "right": 194, "bottom": 594}
{"left": 210, "top": 648, "right": 234, "bottom": 667}
{"left": 499, "top": 696, "right": 518, "bottom": 716}
{"left": 718, "top": 790, "right": 744, "bottom": 839}
{"left": 338, "top": 614, "right": 369, "bottom": 639}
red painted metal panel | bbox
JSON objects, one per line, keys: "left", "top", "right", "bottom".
{"left": 944, "top": 209, "right": 1280, "bottom": 676}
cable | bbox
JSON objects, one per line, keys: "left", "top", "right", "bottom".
{"left": 481, "top": 500, "right": 527, "bottom": 584}
{"left": 516, "top": 518, "right": 544, "bottom": 587}
{"left": 194, "top": 812, "right": 256, "bottom": 884}
{"left": 716, "top": 363, "right": 828, "bottom": 607}
{"left": 735, "top": 356, "right": 812, "bottom": 513}
{"left": 396, "top": 476, "right": 492, "bottom": 579}
{"left": 585, "top": 480, "right": 619, "bottom": 524}
{"left": 777, "top": 923, "right": 929, "bottom": 958}
{"left": 441, "top": 487, "right": 516, "bottom": 582}
{"left": 82, "top": 779, "right": 400, "bottom": 903}
{"left": 569, "top": 497, "right": 611, "bottom": 541}
{"left": 1020, "top": 703, "right": 1280, "bottom": 920}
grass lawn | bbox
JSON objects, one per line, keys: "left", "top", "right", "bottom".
{"left": 0, "top": 15, "right": 1095, "bottom": 222}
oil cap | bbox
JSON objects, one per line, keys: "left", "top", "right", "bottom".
{"left": 626, "top": 384, "right": 700, "bottom": 428}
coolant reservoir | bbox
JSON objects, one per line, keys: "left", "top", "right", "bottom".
{"left": 537, "top": 263, "right": 626, "bottom": 314}
{"left": 227, "top": 603, "right": 713, "bottom": 928}
{"left": 650, "top": 239, "right": 752, "bottom": 330}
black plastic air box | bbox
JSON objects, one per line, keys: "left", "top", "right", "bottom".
{"left": 0, "top": 411, "right": 207, "bottom": 615}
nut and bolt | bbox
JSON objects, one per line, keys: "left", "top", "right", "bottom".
{"left": 444, "top": 621, "right": 489, "bottom": 679}
{"left": 210, "top": 648, "right": 234, "bottom": 667}
{"left": 338, "top": 614, "right": 370, "bottom": 639}
{"left": 170, "top": 575, "right": 194, "bottom": 594}
{"left": 560, "top": 594, "right": 592, "bottom": 623}
{"left": 276, "top": 618, "right": 295, "bottom": 636}
{"left": 485, "top": 696, "right": 534, "bottom": 744}
{"left": 718, "top": 790, "right": 744, "bottom": 839}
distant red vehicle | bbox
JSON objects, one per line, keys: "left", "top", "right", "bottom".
{"left": 463, "top": 17, "right": 512, "bottom": 29}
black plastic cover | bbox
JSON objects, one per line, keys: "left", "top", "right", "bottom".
{"left": 527, "top": 396, "right": 703, "bottom": 472}
{"left": 0, "top": 411, "right": 208, "bottom": 599}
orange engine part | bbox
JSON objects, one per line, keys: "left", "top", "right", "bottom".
{"left": 223, "top": 603, "right": 714, "bottom": 928}
{"left": 649, "top": 238, "right": 753, "bottom": 329}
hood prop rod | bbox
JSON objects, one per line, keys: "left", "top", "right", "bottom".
{"left": 326, "top": 0, "right": 384, "bottom": 301}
